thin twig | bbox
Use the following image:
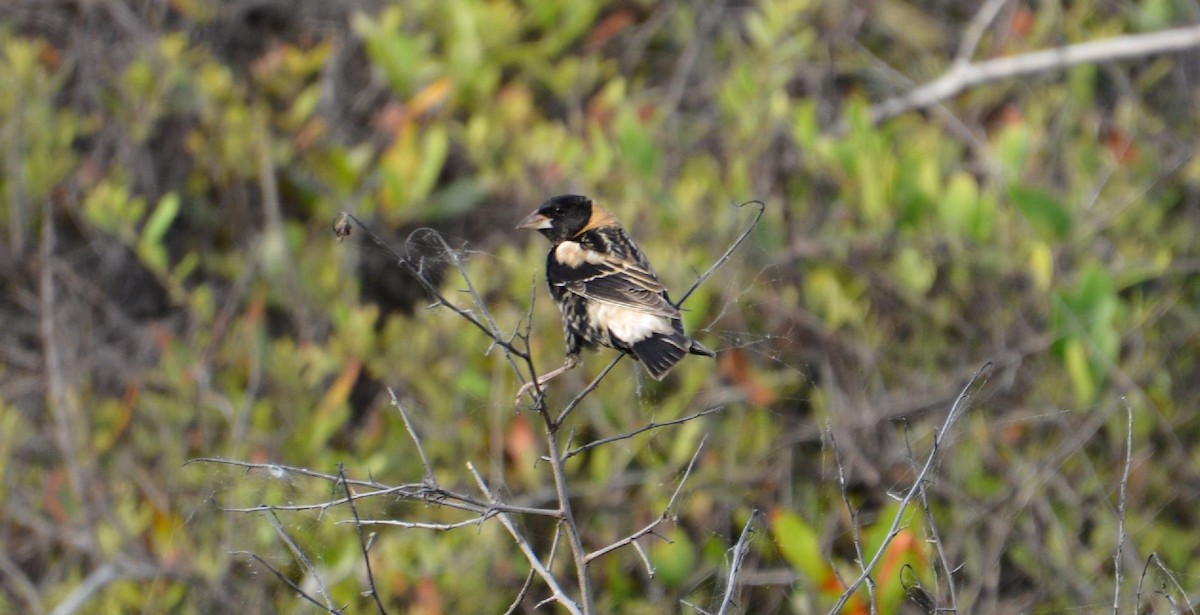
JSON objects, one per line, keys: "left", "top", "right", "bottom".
{"left": 335, "top": 212, "right": 530, "bottom": 360}
{"left": 585, "top": 436, "right": 706, "bottom": 564}
{"left": 187, "top": 457, "right": 559, "bottom": 518}
{"left": 408, "top": 228, "right": 529, "bottom": 383}
{"left": 953, "top": 0, "right": 1010, "bottom": 67}
{"left": 40, "top": 197, "right": 85, "bottom": 506}
{"left": 553, "top": 355, "right": 624, "bottom": 424}
{"left": 1134, "top": 553, "right": 1198, "bottom": 615}
{"left": 502, "top": 571, "right": 537, "bottom": 615}
{"left": 563, "top": 407, "right": 723, "bottom": 460}
{"left": 234, "top": 551, "right": 341, "bottom": 614}
{"left": 466, "top": 463, "right": 584, "bottom": 615}
{"left": 265, "top": 511, "right": 336, "bottom": 612}
{"left": 1112, "top": 401, "right": 1134, "bottom": 614}
{"left": 871, "top": 23, "right": 1200, "bottom": 122}
{"left": 829, "top": 362, "right": 992, "bottom": 614}
{"left": 388, "top": 388, "right": 435, "bottom": 484}
{"left": 349, "top": 517, "right": 491, "bottom": 531}
{"left": 678, "top": 200, "right": 765, "bottom": 305}
{"left": 828, "top": 425, "right": 876, "bottom": 613}
{"left": 539, "top": 409, "right": 595, "bottom": 613}
{"left": 902, "top": 421, "right": 958, "bottom": 613}
{"left": 716, "top": 509, "right": 757, "bottom": 615}
{"left": 338, "top": 464, "right": 388, "bottom": 615}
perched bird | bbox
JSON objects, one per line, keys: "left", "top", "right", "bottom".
{"left": 516, "top": 194, "right": 714, "bottom": 400}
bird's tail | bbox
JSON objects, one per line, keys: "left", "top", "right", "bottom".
{"left": 688, "top": 339, "right": 716, "bottom": 357}
{"left": 632, "top": 334, "right": 714, "bottom": 380}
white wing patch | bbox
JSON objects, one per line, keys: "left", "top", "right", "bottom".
{"left": 555, "top": 241, "right": 606, "bottom": 267}
{"left": 587, "top": 301, "right": 673, "bottom": 344}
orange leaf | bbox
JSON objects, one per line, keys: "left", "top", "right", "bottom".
{"left": 1104, "top": 127, "right": 1136, "bottom": 164}
{"left": 586, "top": 10, "right": 636, "bottom": 50}
{"left": 718, "top": 348, "right": 777, "bottom": 406}
{"left": 505, "top": 413, "right": 538, "bottom": 465}
{"left": 1009, "top": 6, "right": 1034, "bottom": 39}
{"left": 413, "top": 576, "right": 443, "bottom": 615}
{"left": 409, "top": 77, "right": 452, "bottom": 118}
{"left": 316, "top": 359, "right": 362, "bottom": 417}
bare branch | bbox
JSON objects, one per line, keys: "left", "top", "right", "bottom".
{"left": 585, "top": 436, "right": 705, "bottom": 564}
{"left": 1134, "top": 553, "right": 1198, "bottom": 615}
{"left": 538, "top": 411, "right": 594, "bottom": 612}
{"left": 679, "top": 200, "right": 765, "bottom": 305}
{"left": 1112, "top": 401, "right": 1134, "bottom": 614}
{"left": 871, "top": 24, "right": 1200, "bottom": 122}
{"left": 829, "top": 362, "right": 992, "bottom": 614}
{"left": 553, "top": 355, "right": 624, "bottom": 423}
{"left": 388, "top": 388, "right": 435, "bottom": 485}
{"left": 338, "top": 464, "right": 388, "bottom": 615}
{"left": 233, "top": 551, "right": 342, "bottom": 614}
{"left": 349, "top": 517, "right": 490, "bottom": 531}
{"left": 333, "top": 212, "right": 530, "bottom": 361}
{"left": 953, "top": 0, "right": 1010, "bottom": 67}
{"left": 716, "top": 509, "right": 757, "bottom": 615}
{"left": 190, "top": 457, "right": 560, "bottom": 518}
{"left": 903, "top": 422, "right": 958, "bottom": 612}
{"left": 828, "top": 425, "right": 876, "bottom": 612}
{"left": 502, "top": 571, "right": 537, "bottom": 615}
{"left": 564, "top": 407, "right": 723, "bottom": 460}
{"left": 407, "top": 227, "right": 530, "bottom": 383}
{"left": 466, "top": 462, "right": 584, "bottom": 615}
{"left": 265, "top": 511, "right": 336, "bottom": 612}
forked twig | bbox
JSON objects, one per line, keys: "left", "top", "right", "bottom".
{"left": 902, "top": 421, "right": 958, "bottom": 612}
{"left": 716, "top": 509, "right": 758, "bottom": 615}
{"left": 828, "top": 425, "right": 876, "bottom": 613}
{"left": 234, "top": 551, "right": 342, "bottom": 614}
{"left": 1134, "top": 553, "right": 1198, "bottom": 614}
{"left": 584, "top": 436, "right": 706, "bottom": 564}
{"left": 338, "top": 464, "right": 388, "bottom": 615}
{"left": 466, "top": 462, "right": 584, "bottom": 615}
{"left": 265, "top": 511, "right": 336, "bottom": 612}
{"left": 828, "top": 362, "right": 992, "bottom": 614}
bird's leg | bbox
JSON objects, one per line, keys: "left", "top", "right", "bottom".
{"left": 515, "top": 355, "right": 579, "bottom": 403}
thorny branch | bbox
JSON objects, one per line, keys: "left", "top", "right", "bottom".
{"left": 903, "top": 422, "right": 959, "bottom": 612}
{"left": 716, "top": 509, "right": 758, "bottom": 615}
{"left": 338, "top": 464, "right": 387, "bottom": 615}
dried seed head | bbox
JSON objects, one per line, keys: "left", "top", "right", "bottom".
{"left": 332, "top": 212, "right": 352, "bottom": 242}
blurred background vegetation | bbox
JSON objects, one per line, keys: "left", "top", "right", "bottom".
{"left": 2, "top": 0, "right": 1200, "bottom": 612}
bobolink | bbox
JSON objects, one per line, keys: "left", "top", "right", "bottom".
{"left": 516, "top": 194, "right": 714, "bottom": 400}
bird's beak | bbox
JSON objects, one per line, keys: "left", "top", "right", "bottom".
{"left": 517, "top": 210, "right": 553, "bottom": 231}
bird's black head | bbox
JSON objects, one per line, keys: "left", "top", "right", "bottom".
{"left": 517, "top": 194, "right": 595, "bottom": 243}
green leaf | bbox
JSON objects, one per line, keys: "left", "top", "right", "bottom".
{"left": 1008, "top": 184, "right": 1072, "bottom": 240}
{"left": 615, "top": 110, "right": 661, "bottom": 179}
{"left": 770, "top": 508, "right": 828, "bottom": 583}
{"left": 651, "top": 528, "right": 696, "bottom": 588}
{"left": 142, "top": 192, "right": 179, "bottom": 246}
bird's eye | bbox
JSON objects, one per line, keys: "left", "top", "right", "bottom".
{"left": 553, "top": 206, "right": 564, "bottom": 214}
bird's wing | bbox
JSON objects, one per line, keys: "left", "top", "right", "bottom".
{"left": 549, "top": 244, "right": 679, "bottom": 318}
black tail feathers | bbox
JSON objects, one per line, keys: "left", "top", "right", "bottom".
{"left": 631, "top": 334, "right": 715, "bottom": 380}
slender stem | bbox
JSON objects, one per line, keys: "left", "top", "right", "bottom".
{"left": 543, "top": 420, "right": 594, "bottom": 613}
